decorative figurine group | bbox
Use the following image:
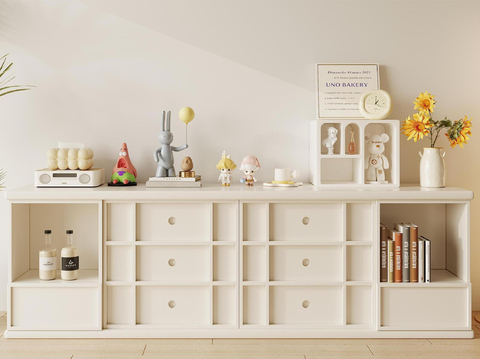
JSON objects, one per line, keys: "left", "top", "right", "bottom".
{"left": 216, "top": 151, "right": 261, "bottom": 186}
{"left": 109, "top": 107, "right": 195, "bottom": 186}
{"left": 107, "top": 107, "right": 391, "bottom": 187}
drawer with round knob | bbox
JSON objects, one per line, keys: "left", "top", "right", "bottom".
{"left": 269, "top": 203, "right": 343, "bottom": 241}
{"left": 136, "top": 203, "right": 210, "bottom": 241}
{"left": 136, "top": 285, "right": 209, "bottom": 325}
{"left": 136, "top": 245, "right": 209, "bottom": 282}
{"left": 269, "top": 286, "right": 342, "bottom": 325}
{"left": 269, "top": 245, "right": 342, "bottom": 282}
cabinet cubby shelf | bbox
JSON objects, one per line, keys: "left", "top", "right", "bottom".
{"left": 12, "top": 270, "right": 100, "bottom": 286}
{"left": 379, "top": 270, "right": 466, "bottom": 287}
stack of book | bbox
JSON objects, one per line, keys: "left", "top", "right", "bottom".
{"left": 146, "top": 175, "right": 202, "bottom": 188}
{"left": 380, "top": 223, "right": 431, "bottom": 283}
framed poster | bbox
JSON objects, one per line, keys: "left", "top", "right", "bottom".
{"left": 316, "top": 63, "right": 380, "bottom": 119}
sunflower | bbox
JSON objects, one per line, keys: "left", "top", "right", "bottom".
{"left": 402, "top": 113, "right": 433, "bottom": 142}
{"left": 414, "top": 91, "right": 436, "bottom": 114}
{"left": 446, "top": 116, "right": 473, "bottom": 148}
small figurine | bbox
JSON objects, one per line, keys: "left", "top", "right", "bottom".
{"left": 239, "top": 155, "right": 261, "bottom": 186}
{"left": 111, "top": 143, "right": 137, "bottom": 185}
{"left": 154, "top": 111, "right": 188, "bottom": 177}
{"left": 322, "top": 127, "right": 338, "bottom": 155}
{"left": 216, "top": 150, "right": 236, "bottom": 186}
{"left": 179, "top": 156, "right": 195, "bottom": 178}
{"left": 365, "top": 133, "right": 390, "bottom": 184}
{"left": 348, "top": 130, "right": 357, "bottom": 155}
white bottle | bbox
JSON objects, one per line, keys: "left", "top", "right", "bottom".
{"left": 61, "top": 230, "right": 79, "bottom": 280}
{"left": 39, "top": 230, "right": 57, "bottom": 280}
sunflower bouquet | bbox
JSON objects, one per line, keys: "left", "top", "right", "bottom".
{"left": 402, "top": 91, "right": 472, "bottom": 148}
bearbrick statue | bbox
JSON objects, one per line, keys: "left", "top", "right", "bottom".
{"left": 365, "top": 133, "right": 389, "bottom": 184}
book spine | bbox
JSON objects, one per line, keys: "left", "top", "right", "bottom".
{"left": 418, "top": 239, "right": 424, "bottom": 283}
{"left": 388, "top": 240, "right": 394, "bottom": 283}
{"left": 410, "top": 227, "right": 418, "bottom": 283}
{"left": 425, "top": 239, "right": 431, "bottom": 283}
{"left": 402, "top": 227, "right": 410, "bottom": 283}
{"left": 380, "top": 226, "right": 388, "bottom": 282}
{"left": 394, "top": 233, "right": 402, "bottom": 283}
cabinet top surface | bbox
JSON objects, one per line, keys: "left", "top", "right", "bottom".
{"left": 5, "top": 183, "right": 473, "bottom": 201}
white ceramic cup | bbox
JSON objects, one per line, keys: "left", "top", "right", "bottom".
{"left": 275, "top": 168, "right": 299, "bottom": 182}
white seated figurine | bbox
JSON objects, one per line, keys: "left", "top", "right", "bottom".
{"left": 322, "top": 127, "right": 338, "bottom": 155}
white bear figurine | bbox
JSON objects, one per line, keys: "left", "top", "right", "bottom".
{"left": 365, "top": 133, "right": 390, "bottom": 184}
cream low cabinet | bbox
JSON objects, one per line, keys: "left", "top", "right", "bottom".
{"left": 5, "top": 185, "right": 473, "bottom": 338}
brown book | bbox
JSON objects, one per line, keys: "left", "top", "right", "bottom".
{"left": 380, "top": 224, "right": 388, "bottom": 282}
{"left": 389, "top": 229, "right": 403, "bottom": 283}
{"left": 408, "top": 223, "right": 418, "bottom": 283}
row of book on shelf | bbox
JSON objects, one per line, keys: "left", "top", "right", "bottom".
{"left": 380, "top": 223, "right": 432, "bottom": 283}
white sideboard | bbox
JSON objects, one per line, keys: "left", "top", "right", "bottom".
{"left": 4, "top": 184, "right": 473, "bottom": 338}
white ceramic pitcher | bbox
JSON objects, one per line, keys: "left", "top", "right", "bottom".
{"left": 419, "top": 147, "right": 446, "bottom": 188}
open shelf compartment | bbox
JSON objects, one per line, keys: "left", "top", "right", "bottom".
{"left": 379, "top": 201, "right": 470, "bottom": 330}
{"left": 310, "top": 119, "right": 400, "bottom": 187}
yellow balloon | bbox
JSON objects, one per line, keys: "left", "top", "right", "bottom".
{"left": 179, "top": 107, "right": 195, "bottom": 125}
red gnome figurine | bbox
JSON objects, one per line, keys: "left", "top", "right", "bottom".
{"left": 110, "top": 143, "right": 137, "bottom": 185}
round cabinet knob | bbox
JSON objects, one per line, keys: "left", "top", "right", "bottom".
{"left": 79, "top": 173, "right": 91, "bottom": 184}
{"left": 39, "top": 174, "right": 51, "bottom": 184}
{"left": 168, "top": 258, "right": 176, "bottom": 267}
{"left": 302, "top": 258, "right": 310, "bottom": 267}
{"left": 168, "top": 300, "right": 176, "bottom": 308}
{"left": 302, "top": 217, "right": 310, "bottom": 225}
{"left": 168, "top": 217, "right": 176, "bottom": 225}
{"left": 302, "top": 300, "right": 310, "bottom": 308}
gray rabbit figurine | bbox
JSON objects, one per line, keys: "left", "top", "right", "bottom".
{"left": 154, "top": 111, "right": 188, "bottom": 177}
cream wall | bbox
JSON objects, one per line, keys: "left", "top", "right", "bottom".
{"left": 0, "top": 0, "right": 479, "bottom": 311}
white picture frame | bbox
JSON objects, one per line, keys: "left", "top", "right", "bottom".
{"left": 316, "top": 63, "right": 380, "bottom": 119}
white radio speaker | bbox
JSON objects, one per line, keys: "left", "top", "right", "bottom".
{"left": 35, "top": 168, "right": 105, "bottom": 188}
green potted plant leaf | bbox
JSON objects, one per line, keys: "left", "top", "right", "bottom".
{"left": 0, "top": 54, "right": 33, "bottom": 97}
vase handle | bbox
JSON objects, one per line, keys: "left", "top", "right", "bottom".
{"left": 419, "top": 151, "right": 423, "bottom": 158}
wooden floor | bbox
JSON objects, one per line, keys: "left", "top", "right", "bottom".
{"left": 2, "top": 312, "right": 480, "bottom": 358}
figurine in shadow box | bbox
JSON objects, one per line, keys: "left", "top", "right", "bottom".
{"left": 109, "top": 143, "right": 137, "bottom": 186}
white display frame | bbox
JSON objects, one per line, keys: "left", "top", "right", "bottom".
{"left": 316, "top": 63, "right": 380, "bottom": 119}
{"left": 310, "top": 119, "right": 400, "bottom": 187}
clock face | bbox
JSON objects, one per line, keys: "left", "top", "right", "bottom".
{"left": 365, "top": 94, "right": 387, "bottom": 114}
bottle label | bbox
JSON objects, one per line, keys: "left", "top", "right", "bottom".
{"left": 39, "top": 256, "right": 57, "bottom": 271}
{"left": 62, "top": 256, "right": 79, "bottom": 271}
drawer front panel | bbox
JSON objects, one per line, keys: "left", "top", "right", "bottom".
{"left": 136, "top": 203, "right": 209, "bottom": 241}
{"left": 381, "top": 287, "right": 469, "bottom": 329}
{"left": 269, "top": 246, "right": 342, "bottom": 281}
{"left": 136, "top": 286, "right": 209, "bottom": 325}
{"left": 269, "top": 203, "right": 343, "bottom": 241}
{"left": 136, "top": 246, "right": 209, "bottom": 282}
{"left": 269, "top": 286, "right": 342, "bottom": 325}
{"left": 11, "top": 287, "right": 99, "bottom": 329}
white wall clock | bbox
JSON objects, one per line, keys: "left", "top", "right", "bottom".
{"left": 359, "top": 89, "right": 392, "bottom": 120}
